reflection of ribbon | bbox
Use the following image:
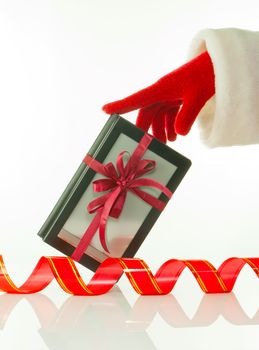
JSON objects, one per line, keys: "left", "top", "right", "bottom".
{"left": 0, "top": 255, "right": 259, "bottom": 295}
{"left": 0, "top": 290, "right": 258, "bottom": 333}
{"left": 71, "top": 134, "right": 172, "bottom": 261}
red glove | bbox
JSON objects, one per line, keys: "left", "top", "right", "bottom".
{"left": 102, "top": 51, "right": 215, "bottom": 143}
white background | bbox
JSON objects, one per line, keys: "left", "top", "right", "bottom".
{"left": 0, "top": 1, "right": 259, "bottom": 349}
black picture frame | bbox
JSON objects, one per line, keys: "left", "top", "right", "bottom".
{"left": 38, "top": 114, "right": 191, "bottom": 271}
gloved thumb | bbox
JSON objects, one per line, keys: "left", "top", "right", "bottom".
{"left": 174, "top": 97, "right": 203, "bottom": 135}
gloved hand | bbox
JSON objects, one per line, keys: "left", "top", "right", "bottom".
{"left": 102, "top": 51, "right": 215, "bottom": 143}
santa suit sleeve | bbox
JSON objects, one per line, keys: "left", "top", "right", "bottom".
{"left": 188, "top": 28, "right": 259, "bottom": 147}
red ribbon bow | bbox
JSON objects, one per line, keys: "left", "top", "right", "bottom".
{"left": 71, "top": 134, "right": 172, "bottom": 261}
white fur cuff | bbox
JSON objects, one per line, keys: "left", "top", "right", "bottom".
{"left": 188, "top": 28, "right": 259, "bottom": 147}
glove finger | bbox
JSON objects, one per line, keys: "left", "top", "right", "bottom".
{"left": 165, "top": 105, "right": 181, "bottom": 141}
{"left": 136, "top": 102, "right": 179, "bottom": 131}
{"left": 102, "top": 83, "right": 164, "bottom": 115}
{"left": 174, "top": 97, "right": 202, "bottom": 135}
{"left": 151, "top": 106, "right": 167, "bottom": 144}
{"left": 136, "top": 103, "right": 164, "bottom": 131}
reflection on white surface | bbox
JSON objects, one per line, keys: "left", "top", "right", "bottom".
{"left": 0, "top": 287, "right": 258, "bottom": 350}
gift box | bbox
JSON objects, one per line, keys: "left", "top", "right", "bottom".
{"left": 38, "top": 114, "right": 191, "bottom": 271}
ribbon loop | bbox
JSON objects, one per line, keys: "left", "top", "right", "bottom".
{"left": 92, "top": 178, "right": 116, "bottom": 192}
{"left": 116, "top": 151, "right": 130, "bottom": 178}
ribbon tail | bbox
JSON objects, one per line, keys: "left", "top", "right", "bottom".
{"left": 99, "top": 187, "right": 122, "bottom": 253}
{"left": 71, "top": 210, "right": 102, "bottom": 262}
{"left": 99, "top": 229, "right": 109, "bottom": 253}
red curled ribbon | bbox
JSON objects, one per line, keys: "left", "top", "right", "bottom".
{"left": 0, "top": 256, "right": 259, "bottom": 295}
{"left": 71, "top": 134, "right": 172, "bottom": 261}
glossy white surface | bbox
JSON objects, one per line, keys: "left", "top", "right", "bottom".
{"left": 0, "top": 0, "right": 259, "bottom": 349}
{"left": 0, "top": 279, "right": 259, "bottom": 350}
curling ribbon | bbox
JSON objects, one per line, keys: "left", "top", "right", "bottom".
{"left": 71, "top": 133, "right": 172, "bottom": 261}
{"left": 0, "top": 256, "right": 259, "bottom": 295}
